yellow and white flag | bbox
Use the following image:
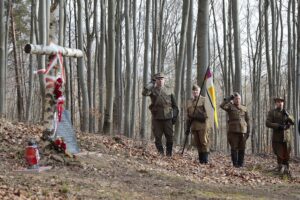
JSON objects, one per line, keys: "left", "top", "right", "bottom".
{"left": 204, "top": 68, "right": 219, "bottom": 128}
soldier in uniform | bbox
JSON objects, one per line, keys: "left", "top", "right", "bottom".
{"left": 220, "top": 92, "right": 250, "bottom": 167}
{"left": 266, "top": 97, "right": 294, "bottom": 174}
{"left": 186, "top": 84, "right": 210, "bottom": 164}
{"left": 142, "top": 72, "right": 179, "bottom": 157}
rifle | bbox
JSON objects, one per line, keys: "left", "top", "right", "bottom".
{"left": 181, "top": 67, "right": 209, "bottom": 155}
{"left": 181, "top": 120, "right": 192, "bottom": 154}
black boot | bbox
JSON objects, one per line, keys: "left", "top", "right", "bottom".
{"left": 166, "top": 142, "right": 173, "bottom": 157}
{"left": 231, "top": 150, "right": 238, "bottom": 167}
{"left": 155, "top": 143, "right": 164, "bottom": 155}
{"left": 199, "top": 152, "right": 204, "bottom": 164}
{"left": 202, "top": 152, "right": 209, "bottom": 164}
{"left": 237, "top": 150, "right": 245, "bottom": 167}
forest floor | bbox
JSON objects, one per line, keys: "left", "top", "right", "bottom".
{"left": 1, "top": 118, "right": 300, "bottom": 199}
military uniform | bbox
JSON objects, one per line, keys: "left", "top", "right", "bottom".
{"left": 266, "top": 98, "right": 294, "bottom": 173}
{"left": 186, "top": 93, "right": 210, "bottom": 164}
{"left": 142, "top": 73, "right": 178, "bottom": 156}
{"left": 220, "top": 94, "right": 250, "bottom": 167}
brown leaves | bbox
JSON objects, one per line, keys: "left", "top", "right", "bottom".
{"left": 1, "top": 117, "right": 300, "bottom": 199}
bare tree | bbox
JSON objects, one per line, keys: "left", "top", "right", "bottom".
{"left": 264, "top": 0, "right": 273, "bottom": 106}
{"left": 103, "top": 0, "right": 116, "bottom": 135}
{"left": 130, "top": 0, "right": 138, "bottom": 138}
{"left": 197, "top": 0, "right": 209, "bottom": 86}
{"left": 85, "top": 0, "right": 95, "bottom": 132}
{"left": 294, "top": 0, "right": 300, "bottom": 155}
{"left": 232, "top": 0, "right": 242, "bottom": 93}
{"left": 115, "top": 0, "right": 123, "bottom": 134}
{"left": 10, "top": 2, "right": 24, "bottom": 121}
{"left": 157, "top": 0, "right": 165, "bottom": 72}
{"left": 37, "top": 0, "right": 47, "bottom": 121}
{"left": 174, "top": 0, "right": 190, "bottom": 142}
{"left": 77, "top": 0, "right": 89, "bottom": 131}
{"left": 26, "top": 0, "right": 37, "bottom": 121}
{"left": 140, "top": 0, "right": 151, "bottom": 139}
{"left": 98, "top": 0, "right": 106, "bottom": 132}
{"left": 0, "top": 0, "right": 6, "bottom": 117}
{"left": 124, "top": 0, "right": 132, "bottom": 137}
{"left": 186, "top": 0, "right": 193, "bottom": 99}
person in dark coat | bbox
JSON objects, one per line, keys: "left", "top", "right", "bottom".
{"left": 266, "top": 97, "right": 294, "bottom": 174}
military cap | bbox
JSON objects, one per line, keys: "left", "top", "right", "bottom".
{"left": 273, "top": 97, "right": 285, "bottom": 102}
{"left": 192, "top": 84, "right": 200, "bottom": 91}
{"left": 233, "top": 92, "right": 240, "bottom": 97}
{"left": 155, "top": 72, "right": 165, "bottom": 79}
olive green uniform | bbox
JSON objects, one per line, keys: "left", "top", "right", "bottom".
{"left": 186, "top": 96, "right": 210, "bottom": 163}
{"left": 142, "top": 86, "right": 178, "bottom": 156}
{"left": 220, "top": 100, "right": 250, "bottom": 167}
{"left": 266, "top": 108, "right": 294, "bottom": 170}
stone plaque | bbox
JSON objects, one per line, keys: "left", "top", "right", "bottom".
{"left": 56, "top": 110, "right": 80, "bottom": 154}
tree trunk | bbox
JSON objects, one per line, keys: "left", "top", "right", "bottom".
{"left": 151, "top": 0, "right": 157, "bottom": 74}
{"left": 232, "top": 0, "right": 242, "bottom": 93}
{"left": 130, "top": 0, "right": 138, "bottom": 138}
{"left": 10, "top": 2, "right": 24, "bottom": 121}
{"left": 124, "top": 0, "right": 132, "bottom": 137}
{"left": 140, "top": 0, "right": 151, "bottom": 139}
{"left": 265, "top": 0, "right": 273, "bottom": 107}
{"left": 186, "top": 0, "right": 193, "bottom": 99}
{"left": 0, "top": 0, "right": 6, "bottom": 117}
{"left": 294, "top": 0, "right": 300, "bottom": 155}
{"left": 77, "top": 0, "right": 89, "bottom": 132}
{"left": 98, "top": 0, "right": 106, "bottom": 133}
{"left": 174, "top": 0, "right": 190, "bottom": 143}
{"left": 103, "top": 0, "right": 116, "bottom": 135}
{"left": 197, "top": 0, "right": 208, "bottom": 88}
{"left": 157, "top": 0, "right": 165, "bottom": 72}
{"left": 26, "top": 0, "right": 37, "bottom": 121}
{"left": 85, "top": 0, "right": 95, "bottom": 133}
{"left": 38, "top": 0, "right": 47, "bottom": 121}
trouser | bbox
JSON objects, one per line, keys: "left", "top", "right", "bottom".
{"left": 272, "top": 141, "right": 291, "bottom": 167}
{"left": 228, "top": 132, "right": 247, "bottom": 167}
{"left": 152, "top": 119, "right": 173, "bottom": 156}
{"left": 192, "top": 130, "right": 209, "bottom": 164}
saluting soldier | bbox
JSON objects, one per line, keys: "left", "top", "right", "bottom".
{"left": 186, "top": 84, "right": 210, "bottom": 164}
{"left": 266, "top": 97, "right": 294, "bottom": 175}
{"left": 142, "top": 72, "right": 179, "bottom": 157}
{"left": 220, "top": 92, "right": 250, "bottom": 167}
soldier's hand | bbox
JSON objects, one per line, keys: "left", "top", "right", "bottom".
{"left": 278, "top": 124, "right": 285, "bottom": 130}
{"left": 223, "top": 95, "right": 234, "bottom": 101}
{"left": 144, "top": 82, "right": 154, "bottom": 90}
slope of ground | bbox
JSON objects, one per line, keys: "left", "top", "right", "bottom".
{"left": 1, "top": 118, "right": 300, "bottom": 199}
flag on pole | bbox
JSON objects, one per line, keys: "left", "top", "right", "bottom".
{"left": 204, "top": 68, "right": 219, "bottom": 128}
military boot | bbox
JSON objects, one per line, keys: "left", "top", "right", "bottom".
{"left": 155, "top": 143, "right": 164, "bottom": 155}
{"left": 283, "top": 162, "right": 291, "bottom": 175}
{"left": 237, "top": 150, "right": 245, "bottom": 167}
{"left": 275, "top": 157, "right": 283, "bottom": 172}
{"left": 166, "top": 142, "right": 173, "bottom": 157}
{"left": 202, "top": 152, "right": 209, "bottom": 164}
{"left": 231, "top": 150, "right": 238, "bottom": 167}
{"left": 198, "top": 152, "right": 204, "bottom": 164}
